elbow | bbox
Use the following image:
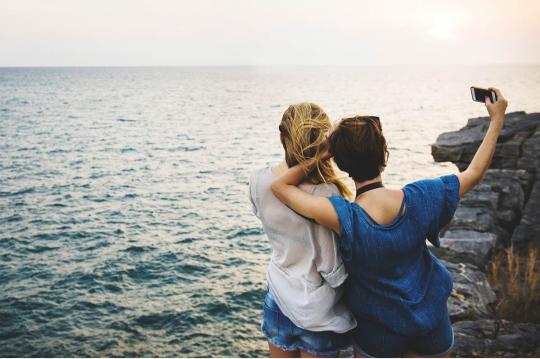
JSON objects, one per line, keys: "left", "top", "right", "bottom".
{"left": 272, "top": 181, "right": 290, "bottom": 204}
{"left": 270, "top": 181, "right": 282, "bottom": 198}
{"left": 468, "top": 167, "right": 486, "bottom": 185}
{"left": 462, "top": 168, "right": 484, "bottom": 192}
{"left": 476, "top": 172, "right": 487, "bottom": 185}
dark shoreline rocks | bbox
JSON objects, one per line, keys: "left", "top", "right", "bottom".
{"left": 452, "top": 319, "right": 540, "bottom": 357}
{"left": 431, "top": 112, "right": 540, "bottom": 172}
{"left": 443, "top": 260, "right": 497, "bottom": 321}
{"left": 431, "top": 111, "right": 540, "bottom": 357}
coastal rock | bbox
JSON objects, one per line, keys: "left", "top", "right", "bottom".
{"left": 495, "top": 209, "right": 519, "bottom": 231}
{"left": 493, "top": 131, "right": 530, "bottom": 169}
{"left": 431, "top": 122, "right": 487, "bottom": 170}
{"left": 459, "top": 184, "right": 499, "bottom": 209}
{"left": 341, "top": 319, "right": 540, "bottom": 358}
{"left": 517, "top": 126, "right": 540, "bottom": 174}
{"left": 483, "top": 169, "right": 531, "bottom": 208}
{"left": 481, "top": 171, "right": 528, "bottom": 238}
{"left": 511, "top": 179, "right": 540, "bottom": 247}
{"left": 432, "top": 112, "right": 540, "bottom": 171}
{"left": 448, "top": 206, "right": 495, "bottom": 232}
{"left": 441, "top": 260, "right": 496, "bottom": 321}
{"left": 452, "top": 319, "right": 540, "bottom": 357}
{"left": 434, "top": 230, "right": 496, "bottom": 267}
{"left": 429, "top": 112, "right": 540, "bottom": 358}
{"left": 497, "top": 112, "right": 539, "bottom": 141}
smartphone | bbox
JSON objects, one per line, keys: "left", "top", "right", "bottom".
{"left": 471, "top": 87, "right": 497, "bottom": 103}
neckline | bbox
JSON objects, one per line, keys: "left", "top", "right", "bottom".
{"left": 356, "top": 181, "right": 384, "bottom": 197}
{"left": 351, "top": 189, "right": 407, "bottom": 229}
{"left": 267, "top": 165, "right": 318, "bottom": 187}
{"left": 268, "top": 164, "right": 284, "bottom": 177}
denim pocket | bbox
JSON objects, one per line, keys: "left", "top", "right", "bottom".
{"left": 262, "top": 302, "right": 280, "bottom": 337}
{"left": 263, "top": 291, "right": 280, "bottom": 312}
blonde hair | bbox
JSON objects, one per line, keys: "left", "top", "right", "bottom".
{"left": 279, "top": 103, "right": 353, "bottom": 199}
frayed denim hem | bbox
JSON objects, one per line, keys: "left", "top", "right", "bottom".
{"left": 260, "top": 323, "right": 341, "bottom": 357}
{"left": 414, "top": 326, "right": 454, "bottom": 358}
{"left": 353, "top": 325, "right": 454, "bottom": 358}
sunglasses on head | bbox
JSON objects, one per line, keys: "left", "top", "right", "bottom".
{"left": 343, "top": 115, "right": 381, "bottom": 129}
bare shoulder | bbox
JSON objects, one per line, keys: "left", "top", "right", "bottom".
{"left": 381, "top": 188, "right": 405, "bottom": 209}
{"left": 249, "top": 166, "right": 270, "bottom": 184}
{"left": 376, "top": 188, "right": 404, "bottom": 204}
{"left": 387, "top": 187, "right": 404, "bottom": 198}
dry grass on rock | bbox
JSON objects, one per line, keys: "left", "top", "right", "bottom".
{"left": 489, "top": 245, "right": 540, "bottom": 323}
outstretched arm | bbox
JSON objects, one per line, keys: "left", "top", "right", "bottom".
{"left": 271, "top": 158, "right": 341, "bottom": 234}
{"left": 457, "top": 88, "right": 508, "bottom": 197}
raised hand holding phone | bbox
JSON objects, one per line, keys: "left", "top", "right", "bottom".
{"left": 484, "top": 87, "right": 507, "bottom": 122}
{"left": 471, "top": 86, "right": 497, "bottom": 103}
{"left": 458, "top": 87, "right": 508, "bottom": 196}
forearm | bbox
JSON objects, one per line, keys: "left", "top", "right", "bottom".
{"left": 466, "top": 116, "right": 503, "bottom": 180}
{"left": 273, "top": 158, "right": 316, "bottom": 187}
{"left": 270, "top": 159, "right": 340, "bottom": 233}
{"left": 457, "top": 87, "right": 507, "bottom": 197}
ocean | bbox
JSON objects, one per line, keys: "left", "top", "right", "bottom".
{"left": 1, "top": 66, "right": 539, "bottom": 357}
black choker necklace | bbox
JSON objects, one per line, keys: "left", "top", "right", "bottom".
{"left": 356, "top": 182, "right": 383, "bottom": 197}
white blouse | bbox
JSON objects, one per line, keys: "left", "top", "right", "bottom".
{"left": 249, "top": 166, "right": 356, "bottom": 333}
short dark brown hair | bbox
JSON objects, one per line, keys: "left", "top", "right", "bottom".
{"left": 328, "top": 116, "right": 389, "bottom": 182}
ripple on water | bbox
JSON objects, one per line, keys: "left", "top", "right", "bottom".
{"left": 0, "top": 188, "right": 35, "bottom": 197}
{"left": 226, "top": 227, "right": 264, "bottom": 239}
{"left": 48, "top": 202, "right": 68, "bottom": 208}
{"left": 175, "top": 262, "right": 210, "bottom": 276}
{"left": 134, "top": 310, "right": 203, "bottom": 332}
{"left": 124, "top": 245, "right": 156, "bottom": 254}
{"left": 24, "top": 245, "right": 60, "bottom": 254}
{"left": 174, "top": 237, "right": 198, "bottom": 244}
{"left": 70, "top": 300, "right": 125, "bottom": 315}
{"left": 0, "top": 214, "right": 23, "bottom": 224}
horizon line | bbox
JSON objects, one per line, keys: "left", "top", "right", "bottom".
{"left": 1, "top": 63, "right": 539, "bottom": 68}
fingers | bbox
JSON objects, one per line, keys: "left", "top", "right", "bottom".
{"left": 488, "top": 87, "right": 504, "bottom": 102}
{"left": 485, "top": 87, "right": 508, "bottom": 117}
{"left": 321, "top": 150, "right": 333, "bottom": 161}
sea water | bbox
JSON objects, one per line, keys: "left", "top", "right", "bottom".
{"left": 1, "top": 66, "right": 540, "bottom": 356}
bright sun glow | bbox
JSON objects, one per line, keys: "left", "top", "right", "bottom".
{"left": 429, "top": 13, "right": 459, "bottom": 40}
{"left": 1, "top": 1, "right": 539, "bottom": 65}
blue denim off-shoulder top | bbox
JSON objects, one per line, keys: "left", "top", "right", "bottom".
{"left": 328, "top": 174, "right": 460, "bottom": 335}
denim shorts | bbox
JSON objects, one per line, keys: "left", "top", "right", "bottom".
{"left": 351, "top": 309, "right": 454, "bottom": 357}
{"left": 260, "top": 291, "right": 349, "bottom": 356}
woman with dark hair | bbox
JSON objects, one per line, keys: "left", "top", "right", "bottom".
{"left": 271, "top": 88, "right": 507, "bottom": 357}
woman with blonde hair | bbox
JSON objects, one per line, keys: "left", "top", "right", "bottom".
{"left": 249, "top": 103, "right": 355, "bottom": 357}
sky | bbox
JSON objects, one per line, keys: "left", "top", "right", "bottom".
{"left": 1, "top": 0, "right": 539, "bottom": 66}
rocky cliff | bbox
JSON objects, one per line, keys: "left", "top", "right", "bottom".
{"left": 431, "top": 111, "right": 540, "bottom": 357}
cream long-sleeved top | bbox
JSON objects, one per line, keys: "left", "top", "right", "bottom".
{"left": 249, "top": 166, "right": 356, "bottom": 333}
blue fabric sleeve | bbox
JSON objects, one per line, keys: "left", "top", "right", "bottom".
{"left": 426, "top": 174, "right": 460, "bottom": 247}
{"left": 327, "top": 195, "right": 354, "bottom": 260}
